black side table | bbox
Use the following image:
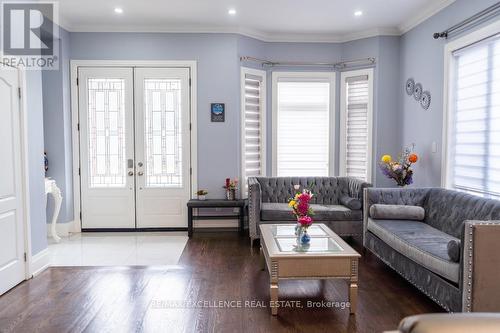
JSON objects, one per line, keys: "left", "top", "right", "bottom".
{"left": 187, "top": 199, "right": 246, "bottom": 237}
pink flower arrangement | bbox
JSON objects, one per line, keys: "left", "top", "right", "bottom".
{"left": 288, "top": 186, "right": 314, "bottom": 222}
{"left": 298, "top": 216, "right": 313, "bottom": 228}
{"left": 223, "top": 178, "right": 238, "bottom": 190}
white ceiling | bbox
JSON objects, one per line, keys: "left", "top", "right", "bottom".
{"left": 58, "top": 0, "right": 456, "bottom": 42}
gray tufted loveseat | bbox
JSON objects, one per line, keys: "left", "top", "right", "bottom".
{"left": 248, "top": 177, "right": 371, "bottom": 245}
{"left": 364, "top": 187, "right": 500, "bottom": 312}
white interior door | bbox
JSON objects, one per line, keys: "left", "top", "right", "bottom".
{"left": 0, "top": 65, "right": 27, "bottom": 295}
{"left": 134, "top": 68, "right": 191, "bottom": 228}
{"left": 79, "top": 67, "right": 136, "bottom": 228}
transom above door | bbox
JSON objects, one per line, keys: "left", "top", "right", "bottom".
{"left": 78, "top": 66, "right": 192, "bottom": 229}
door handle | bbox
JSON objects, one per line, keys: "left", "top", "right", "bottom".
{"left": 138, "top": 171, "right": 144, "bottom": 176}
{"left": 128, "top": 171, "right": 134, "bottom": 176}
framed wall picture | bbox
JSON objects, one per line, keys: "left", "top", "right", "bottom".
{"left": 211, "top": 103, "right": 225, "bottom": 122}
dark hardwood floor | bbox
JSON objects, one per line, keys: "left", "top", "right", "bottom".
{"left": 0, "top": 233, "right": 443, "bottom": 333}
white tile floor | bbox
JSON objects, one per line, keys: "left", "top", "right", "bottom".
{"left": 48, "top": 232, "right": 188, "bottom": 266}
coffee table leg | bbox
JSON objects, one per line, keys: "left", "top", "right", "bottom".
{"left": 270, "top": 282, "right": 279, "bottom": 316}
{"left": 349, "top": 282, "right": 358, "bottom": 314}
{"left": 259, "top": 247, "right": 265, "bottom": 271}
{"left": 349, "top": 259, "right": 359, "bottom": 314}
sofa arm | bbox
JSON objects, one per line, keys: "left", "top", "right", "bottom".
{"left": 342, "top": 177, "right": 371, "bottom": 202}
{"left": 391, "top": 313, "right": 500, "bottom": 333}
{"left": 248, "top": 177, "right": 262, "bottom": 245}
{"left": 462, "top": 220, "right": 500, "bottom": 312}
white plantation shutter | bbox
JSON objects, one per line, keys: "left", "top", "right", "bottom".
{"left": 276, "top": 78, "right": 331, "bottom": 176}
{"left": 340, "top": 69, "right": 373, "bottom": 182}
{"left": 242, "top": 68, "right": 266, "bottom": 192}
{"left": 450, "top": 34, "right": 500, "bottom": 197}
{"left": 344, "top": 75, "right": 370, "bottom": 181}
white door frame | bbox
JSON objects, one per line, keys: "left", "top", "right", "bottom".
{"left": 70, "top": 60, "right": 198, "bottom": 232}
{"left": 18, "top": 68, "right": 36, "bottom": 278}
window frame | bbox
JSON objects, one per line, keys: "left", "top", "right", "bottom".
{"left": 442, "top": 20, "right": 500, "bottom": 191}
{"left": 271, "top": 71, "right": 336, "bottom": 177}
{"left": 339, "top": 68, "right": 374, "bottom": 183}
{"left": 240, "top": 67, "right": 267, "bottom": 197}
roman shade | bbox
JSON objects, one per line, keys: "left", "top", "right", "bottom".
{"left": 450, "top": 34, "right": 500, "bottom": 197}
{"left": 276, "top": 78, "right": 331, "bottom": 176}
{"left": 344, "top": 75, "right": 370, "bottom": 181}
{"left": 242, "top": 69, "right": 266, "bottom": 193}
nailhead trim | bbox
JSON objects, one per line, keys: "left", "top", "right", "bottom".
{"left": 461, "top": 221, "right": 500, "bottom": 312}
{"left": 366, "top": 244, "right": 454, "bottom": 312}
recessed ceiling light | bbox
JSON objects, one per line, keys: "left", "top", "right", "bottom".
{"left": 228, "top": 8, "right": 236, "bottom": 15}
{"left": 354, "top": 10, "right": 363, "bottom": 17}
{"left": 114, "top": 7, "right": 123, "bottom": 14}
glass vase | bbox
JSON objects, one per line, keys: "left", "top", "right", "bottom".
{"left": 226, "top": 189, "right": 236, "bottom": 200}
{"left": 300, "top": 228, "right": 311, "bottom": 245}
{"left": 295, "top": 222, "right": 302, "bottom": 240}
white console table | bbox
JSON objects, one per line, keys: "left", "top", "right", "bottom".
{"left": 45, "top": 178, "right": 62, "bottom": 242}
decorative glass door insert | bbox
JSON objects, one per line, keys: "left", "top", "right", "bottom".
{"left": 86, "top": 78, "right": 127, "bottom": 188}
{"left": 143, "top": 79, "right": 183, "bottom": 187}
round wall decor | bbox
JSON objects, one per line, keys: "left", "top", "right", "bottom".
{"left": 406, "top": 78, "right": 415, "bottom": 95}
{"left": 421, "top": 91, "right": 431, "bottom": 110}
{"left": 413, "top": 83, "right": 423, "bottom": 101}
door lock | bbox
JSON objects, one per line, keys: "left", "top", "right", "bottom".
{"left": 138, "top": 162, "right": 143, "bottom": 167}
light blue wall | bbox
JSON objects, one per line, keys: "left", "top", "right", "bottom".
{"left": 43, "top": 27, "right": 73, "bottom": 224}
{"left": 69, "top": 32, "right": 241, "bottom": 199}
{"left": 399, "top": 0, "right": 499, "bottom": 187}
{"left": 26, "top": 69, "right": 48, "bottom": 254}
{"left": 341, "top": 36, "right": 402, "bottom": 186}
{"left": 376, "top": 36, "right": 402, "bottom": 187}
{"left": 39, "top": 0, "right": 494, "bottom": 230}
{"left": 43, "top": 31, "right": 393, "bottom": 217}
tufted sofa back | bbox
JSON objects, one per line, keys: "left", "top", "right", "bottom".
{"left": 255, "top": 177, "right": 368, "bottom": 205}
{"left": 424, "top": 188, "right": 500, "bottom": 238}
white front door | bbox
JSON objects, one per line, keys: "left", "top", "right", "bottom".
{"left": 79, "top": 68, "right": 136, "bottom": 228}
{"left": 134, "top": 68, "right": 191, "bottom": 228}
{"left": 78, "top": 67, "right": 191, "bottom": 229}
{"left": 0, "top": 65, "right": 27, "bottom": 295}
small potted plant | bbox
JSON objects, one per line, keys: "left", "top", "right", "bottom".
{"left": 196, "top": 190, "right": 208, "bottom": 201}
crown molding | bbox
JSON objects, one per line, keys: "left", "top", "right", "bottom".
{"left": 60, "top": 24, "right": 401, "bottom": 43}
{"left": 59, "top": 0, "right": 455, "bottom": 43}
{"left": 398, "top": 0, "right": 456, "bottom": 34}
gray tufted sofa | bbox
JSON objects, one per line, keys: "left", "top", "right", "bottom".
{"left": 364, "top": 187, "right": 500, "bottom": 312}
{"left": 248, "top": 177, "right": 371, "bottom": 245}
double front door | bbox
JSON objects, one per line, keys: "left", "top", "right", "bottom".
{"left": 78, "top": 67, "right": 191, "bottom": 229}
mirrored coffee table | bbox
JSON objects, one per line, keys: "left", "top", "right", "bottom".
{"left": 259, "top": 223, "right": 361, "bottom": 315}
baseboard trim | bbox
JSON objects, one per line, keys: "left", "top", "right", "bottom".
{"left": 30, "top": 248, "right": 50, "bottom": 277}
{"left": 81, "top": 227, "right": 188, "bottom": 232}
{"left": 46, "top": 222, "right": 72, "bottom": 238}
